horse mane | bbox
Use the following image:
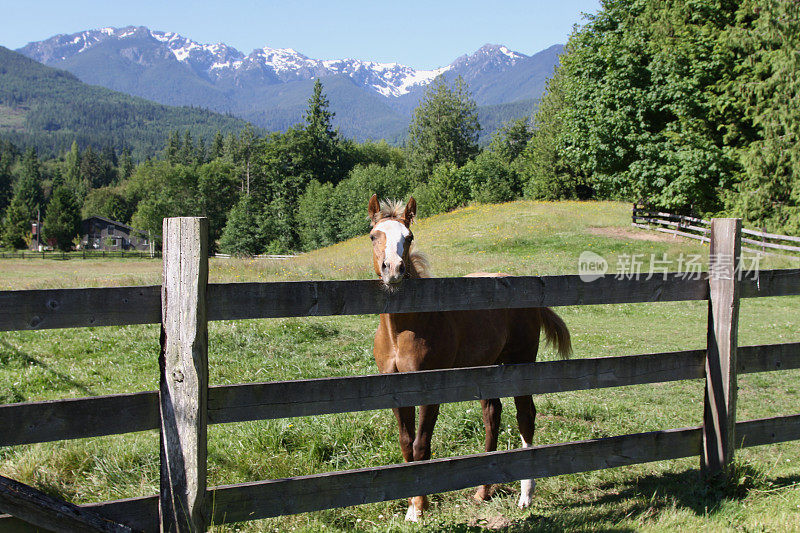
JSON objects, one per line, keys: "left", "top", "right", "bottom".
{"left": 372, "top": 198, "right": 430, "bottom": 278}
{"left": 377, "top": 199, "right": 407, "bottom": 221}
{"left": 409, "top": 249, "right": 431, "bottom": 278}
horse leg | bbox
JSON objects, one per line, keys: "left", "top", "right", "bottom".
{"left": 392, "top": 406, "right": 416, "bottom": 463}
{"left": 405, "top": 404, "right": 440, "bottom": 522}
{"left": 514, "top": 395, "right": 536, "bottom": 508}
{"left": 474, "top": 398, "right": 502, "bottom": 502}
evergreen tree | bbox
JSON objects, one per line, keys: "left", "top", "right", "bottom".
{"left": 80, "top": 146, "right": 108, "bottom": 189}
{"left": 723, "top": 0, "right": 800, "bottom": 233}
{"left": 119, "top": 148, "right": 134, "bottom": 180}
{"left": 0, "top": 148, "right": 13, "bottom": 214}
{"left": 407, "top": 75, "right": 480, "bottom": 181}
{"left": 16, "top": 147, "right": 44, "bottom": 215}
{"left": 303, "top": 80, "right": 344, "bottom": 183}
{"left": 211, "top": 131, "right": 225, "bottom": 160}
{"left": 238, "top": 125, "right": 256, "bottom": 194}
{"left": 166, "top": 130, "right": 182, "bottom": 164}
{"left": 180, "top": 131, "right": 195, "bottom": 166}
{"left": 64, "top": 141, "right": 82, "bottom": 190}
{"left": 1, "top": 195, "right": 31, "bottom": 249}
{"left": 43, "top": 180, "right": 81, "bottom": 250}
{"left": 219, "top": 193, "right": 266, "bottom": 255}
{"left": 197, "top": 138, "right": 207, "bottom": 165}
{"left": 489, "top": 117, "right": 533, "bottom": 164}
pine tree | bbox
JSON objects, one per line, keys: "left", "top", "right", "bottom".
{"left": 180, "top": 131, "right": 195, "bottom": 166}
{"left": 166, "top": 130, "right": 182, "bottom": 164}
{"left": 1, "top": 195, "right": 31, "bottom": 249}
{"left": 407, "top": 75, "right": 480, "bottom": 181}
{"left": 0, "top": 148, "right": 13, "bottom": 214}
{"left": 219, "top": 193, "right": 266, "bottom": 255}
{"left": 303, "top": 80, "right": 343, "bottom": 183}
{"left": 238, "top": 125, "right": 256, "bottom": 194}
{"left": 43, "top": 178, "right": 81, "bottom": 251}
{"left": 211, "top": 131, "right": 225, "bottom": 160}
{"left": 16, "top": 147, "right": 43, "bottom": 215}
{"left": 64, "top": 141, "right": 82, "bottom": 190}
{"left": 119, "top": 148, "right": 134, "bottom": 180}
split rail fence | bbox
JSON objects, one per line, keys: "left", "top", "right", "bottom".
{"left": 632, "top": 205, "right": 800, "bottom": 257}
{"left": 1, "top": 217, "right": 799, "bottom": 532}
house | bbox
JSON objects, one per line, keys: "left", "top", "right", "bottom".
{"left": 80, "top": 216, "right": 150, "bottom": 251}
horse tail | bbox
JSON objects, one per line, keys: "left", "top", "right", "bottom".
{"left": 538, "top": 308, "right": 572, "bottom": 359}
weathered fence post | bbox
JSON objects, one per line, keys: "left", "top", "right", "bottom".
{"left": 160, "top": 217, "right": 209, "bottom": 532}
{"left": 702, "top": 218, "right": 741, "bottom": 474}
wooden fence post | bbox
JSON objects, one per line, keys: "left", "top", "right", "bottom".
{"left": 702, "top": 218, "right": 741, "bottom": 474}
{"left": 160, "top": 217, "right": 209, "bottom": 532}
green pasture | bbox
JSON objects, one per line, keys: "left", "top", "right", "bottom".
{"left": 1, "top": 200, "right": 799, "bottom": 531}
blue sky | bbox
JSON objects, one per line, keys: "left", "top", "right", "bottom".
{"left": 2, "top": 0, "right": 600, "bottom": 69}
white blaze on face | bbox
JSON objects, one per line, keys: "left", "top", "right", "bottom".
{"left": 374, "top": 220, "right": 410, "bottom": 267}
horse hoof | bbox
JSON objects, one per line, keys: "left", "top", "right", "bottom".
{"left": 473, "top": 485, "right": 493, "bottom": 503}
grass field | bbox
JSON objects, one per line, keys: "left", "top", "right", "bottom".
{"left": 1, "top": 200, "right": 799, "bottom": 531}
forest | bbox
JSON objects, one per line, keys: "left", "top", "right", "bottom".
{"left": 1, "top": 0, "right": 798, "bottom": 254}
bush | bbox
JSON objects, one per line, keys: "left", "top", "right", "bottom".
{"left": 297, "top": 180, "right": 336, "bottom": 251}
{"left": 411, "top": 162, "right": 471, "bottom": 217}
{"left": 331, "top": 164, "right": 412, "bottom": 240}
{"left": 460, "top": 151, "right": 520, "bottom": 204}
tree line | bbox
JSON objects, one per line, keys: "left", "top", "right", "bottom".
{"left": 2, "top": 0, "right": 798, "bottom": 254}
{"left": 0, "top": 76, "right": 532, "bottom": 254}
{"left": 523, "top": 0, "right": 800, "bottom": 235}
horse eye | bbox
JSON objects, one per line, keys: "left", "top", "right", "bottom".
{"left": 407, "top": 234, "right": 414, "bottom": 242}
{"left": 370, "top": 234, "right": 376, "bottom": 241}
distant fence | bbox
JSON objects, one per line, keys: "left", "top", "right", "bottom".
{"left": 0, "top": 217, "right": 799, "bottom": 532}
{"left": 0, "top": 250, "right": 298, "bottom": 260}
{"left": 632, "top": 204, "right": 800, "bottom": 257}
{"left": 213, "top": 253, "right": 296, "bottom": 260}
{"left": 0, "top": 250, "right": 161, "bottom": 260}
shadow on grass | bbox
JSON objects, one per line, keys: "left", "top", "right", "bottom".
{"left": 0, "top": 340, "right": 96, "bottom": 400}
{"left": 423, "top": 465, "right": 800, "bottom": 532}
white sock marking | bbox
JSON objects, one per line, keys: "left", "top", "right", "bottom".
{"left": 405, "top": 501, "right": 420, "bottom": 522}
{"left": 518, "top": 434, "right": 535, "bottom": 508}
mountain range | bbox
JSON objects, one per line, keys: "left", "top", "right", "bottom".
{"left": 18, "top": 27, "right": 563, "bottom": 141}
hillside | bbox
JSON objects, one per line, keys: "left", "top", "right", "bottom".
{"left": 0, "top": 46, "right": 253, "bottom": 159}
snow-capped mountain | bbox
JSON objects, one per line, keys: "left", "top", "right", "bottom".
{"left": 18, "top": 26, "right": 457, "bottom": 98}
{"left": 16, "top": 26, "right": 562, "bottom": 141}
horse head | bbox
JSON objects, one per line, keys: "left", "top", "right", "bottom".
{"left": 368, "top": 194, "right": 417, "bottom": 287}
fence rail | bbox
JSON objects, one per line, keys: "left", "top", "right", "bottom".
{"left": 1, "top": 269, "right": 798, "bottom": 332}
{"left": 632, "top": 206, "right": 800, "bottom": 255}
{"left": 1, "top": 216, "right": 800, "bottom": 532}
{"left": 0, "top": 250, "right": 160, "bottom": 260}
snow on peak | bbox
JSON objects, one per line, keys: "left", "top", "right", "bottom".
{"left": 22, "top": 27, "right": 525, "bottom": 99}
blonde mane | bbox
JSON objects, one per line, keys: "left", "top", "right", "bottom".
{"left": 377, "top": 199, "right": 407, "bottom": 221}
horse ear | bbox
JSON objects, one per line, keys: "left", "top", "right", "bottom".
{"left": 404, "top": 196, "right": 417, "bottom": 227}
{"left": 368, "top": 194, "right": 380, "bottom": 226}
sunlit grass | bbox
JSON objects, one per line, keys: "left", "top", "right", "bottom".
{"left": 1, "top": 200, "right": 799, "bottom": 531}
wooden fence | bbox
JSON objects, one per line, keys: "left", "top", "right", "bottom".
{"left": 632, "top": 205, "right": 800, "bottom": 257}
{"left": 1, "top": 217, "right": 799, "bottom": 532}
{"left": 0, "top": 250, "right": 161, "bottom": 260}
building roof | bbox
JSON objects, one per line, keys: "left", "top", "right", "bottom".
{"left": 83, "top": 215, "right": 148, "bottom": 236}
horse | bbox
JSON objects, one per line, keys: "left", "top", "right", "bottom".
{"left": 368, "top": 194, "right": 572, "bottom": 521}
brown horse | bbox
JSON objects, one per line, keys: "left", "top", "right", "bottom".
{"left": 368, "top": 194, "right": 572, "bottom": 521}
